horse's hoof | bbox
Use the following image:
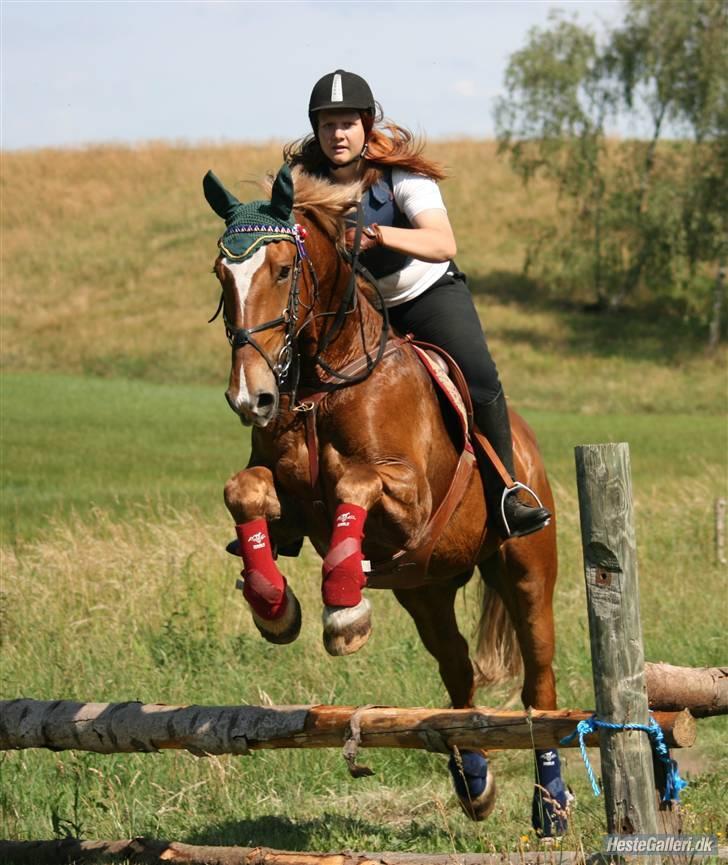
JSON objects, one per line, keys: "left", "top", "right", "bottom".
{"left": 242, "top": 583, "right": 302, "bottom": 645}
{"left": 322, "top": 598, "right": 372, "bottom": 656}
{"left": 448, "top": 749, "right": 497, "bottom": 821}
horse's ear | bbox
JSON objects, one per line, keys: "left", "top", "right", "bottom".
{"left": 203, "top": 170, "right": 241, "bottom": 223}
{"left": 269, "top": 164, "right": 294, "bottom": 221}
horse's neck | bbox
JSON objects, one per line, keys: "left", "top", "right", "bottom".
{"left": 303, "top": 246, "right": 388, "bottom": 377}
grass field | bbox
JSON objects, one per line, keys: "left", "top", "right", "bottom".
{"left": 1, "top": 142, "right": 726, "bottom": 857}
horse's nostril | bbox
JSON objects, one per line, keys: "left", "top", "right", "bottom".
{"left": 257, "top": 392, "right": 275, "bottom": 410}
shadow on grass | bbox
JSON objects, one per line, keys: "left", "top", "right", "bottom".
{"left": 468, "top": 270, "right": 719, "bottom": 364}
{"left": 186, "top": 812, "right": 445, "bottom": 851}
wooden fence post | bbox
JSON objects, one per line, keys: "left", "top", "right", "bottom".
{"left": 574, "top": 442, "right": 659, "bottom": 835}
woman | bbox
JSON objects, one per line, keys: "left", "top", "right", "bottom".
{"left": 285, "top": 69, "right": 550, "bottom": 539}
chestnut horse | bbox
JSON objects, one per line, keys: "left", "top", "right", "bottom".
{"left": 203, "top": 164, "right": 569, "bottom": 834}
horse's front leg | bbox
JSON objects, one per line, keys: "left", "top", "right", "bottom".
{"left": 224, "top": 467, "right": 302, "bottom": 644}
{"left": 319, "top": 452, "right": 430, "bottom": 656}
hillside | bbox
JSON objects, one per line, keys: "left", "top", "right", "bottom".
{"left": 2, "top": 141, "right": 724, "bottom": 415}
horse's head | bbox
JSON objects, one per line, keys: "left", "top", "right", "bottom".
{"left": 204, "top": 164, "right": 361, "bottom": 427}
{"left": 204, "top": 165, "right": 305, "bottom": 426}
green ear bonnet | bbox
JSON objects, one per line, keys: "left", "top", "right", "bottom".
{"left": 203, "top": 164, "right": 305, "bottom": 261}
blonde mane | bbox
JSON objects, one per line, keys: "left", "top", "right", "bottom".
{"left": 264, "top": 167, "right": 361, "bottom": 241}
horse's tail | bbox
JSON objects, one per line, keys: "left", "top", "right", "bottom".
{"left": 472, "top": 558, "right": 523, "bottom": 688}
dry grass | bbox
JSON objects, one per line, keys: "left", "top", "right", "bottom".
{"left": 1, "top": 480, "right": 725, "bottom": 848}
{"left": 0, "top": 141, "right": 553, "bottom": 383}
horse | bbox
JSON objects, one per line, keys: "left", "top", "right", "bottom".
{"left": 202, "top": 163, "right": 569, "bottom": 835}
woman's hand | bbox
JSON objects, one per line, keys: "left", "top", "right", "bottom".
{"left": 345, "top": 209, "right": 456, "bottom": 263}
{"left": 343, "top": 224, "right": 383, "bottom": 253}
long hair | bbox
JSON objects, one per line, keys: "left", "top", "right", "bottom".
{"left": 283, "top": 119, "right": 447, "bottom": 189}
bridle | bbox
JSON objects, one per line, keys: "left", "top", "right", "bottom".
{"left": 209, "top": 224, "right": 315, "bottom": 394}
{"left": 209, "top": 206, "right": 390, "bottom": 402}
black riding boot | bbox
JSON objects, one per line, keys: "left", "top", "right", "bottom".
{"left": 474, "top": 390, "right": 551, "bottom": 538}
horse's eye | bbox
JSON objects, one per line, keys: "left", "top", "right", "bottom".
{"left": 277, "top": 265, "right": 291, "bottom": 282}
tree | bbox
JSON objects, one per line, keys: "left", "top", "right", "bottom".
{"left": 495, "top": 0, "right": 728, "bottom": 342}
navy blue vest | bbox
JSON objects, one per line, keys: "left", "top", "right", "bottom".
{"left": 358, "top": 169, "right": 412, "bottom": 278}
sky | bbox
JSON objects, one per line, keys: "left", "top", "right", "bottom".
{"left": 1, "top": 0, "right": 625, "bottom": 151}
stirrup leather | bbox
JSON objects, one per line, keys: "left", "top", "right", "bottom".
{"left": 500, "top": 481, "right": 548, "bottom": 538}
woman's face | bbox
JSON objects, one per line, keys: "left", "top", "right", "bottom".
{"left": 316, "top": 109, "right": 366, "bottom": 167}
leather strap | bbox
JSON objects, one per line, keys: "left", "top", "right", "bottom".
{"left": 297, "top": 336, "right": 408, "bottom": 401}
{"left": 366, "top": 448, "right": 476, "bottom": 590}
{"left": 471, "top": 428, "right": 515, "bottom": 489}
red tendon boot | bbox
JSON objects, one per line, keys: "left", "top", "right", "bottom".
{"left": 321, "top": 504, "right": 368, "bottom": 607}
{"left": 235, "top": 519, "right": 302, "bottom": 645}
{"left": 236, "top": 519, "right": 288, "bottom": 620}
{"left": 321, "top": 504, "right": 372, "bottom": 656}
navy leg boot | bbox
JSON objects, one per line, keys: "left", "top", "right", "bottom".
{"left": 531, "top": 748, "right": 570, "bottom": 837}
{"left": 448, "top": 749, "right": 497, "bottom": 821}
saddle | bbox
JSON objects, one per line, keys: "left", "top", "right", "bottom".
{"left": 295, "top": 335, "right": 517, "bottom": 591}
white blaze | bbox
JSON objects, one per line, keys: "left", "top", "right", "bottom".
{"left": 223, "top": 247, "right": 266, "bottom": 407}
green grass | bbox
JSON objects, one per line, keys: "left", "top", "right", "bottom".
{"left": 1, "top": 372, "right": 249, "bottom": 545}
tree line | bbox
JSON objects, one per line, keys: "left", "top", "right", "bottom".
{"left": 495, "top": 0, "right": 726, "bottom": 347}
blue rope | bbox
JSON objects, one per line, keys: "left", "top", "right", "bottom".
{"left": 560, "top": 714, "right": 688, "bottom": 801}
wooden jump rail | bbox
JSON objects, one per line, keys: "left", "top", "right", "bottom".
{"left": 0, "top": 700, "right": 696, "bottom": 758}
{"left": 0, "top": 838, "right": 639, "bottom": 865}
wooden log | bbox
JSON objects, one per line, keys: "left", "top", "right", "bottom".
{"left": 645, "top": 661, "right": 728, "bottom": 717}
{"left": 575, "top": 443, "right": 659, "bottom": 835}
{"left": 0, "top": 699, "right": 695, "bottom": 758}
{"left": 0, "top": 838, "right": 621, "bottom": 865}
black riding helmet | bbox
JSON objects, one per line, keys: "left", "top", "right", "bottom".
{"left": 308, "top": 69, "right": 375, "bottom": 134}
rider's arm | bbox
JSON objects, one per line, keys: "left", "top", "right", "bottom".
{"left": 376, "top": 209, "right": 456, "bottom": 263}
{"left": 373, "top": 169, "right": 456, "bottom": 262}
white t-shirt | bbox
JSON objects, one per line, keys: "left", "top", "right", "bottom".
{"left": 376, "top": 168, "right": 450, "bottom": 307}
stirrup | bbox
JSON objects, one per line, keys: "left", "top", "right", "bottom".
{"left": 500, "top": 481, "right": 549, "bottom": 538}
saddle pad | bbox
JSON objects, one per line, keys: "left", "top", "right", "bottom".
{"left": 410, "top": 343, "right": 472, "bottom": 453}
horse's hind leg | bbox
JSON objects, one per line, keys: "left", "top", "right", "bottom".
{"left": 224, "top": 467, "right": 302, "bottom": 644}
{"left": 393, "top": 580, "right": 497, "bottom": 822}
{"left": 481, "top": 535, "right": 570, "bottom": 836}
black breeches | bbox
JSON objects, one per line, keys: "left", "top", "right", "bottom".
{"left": 387, "top": 270, "right": 502, "bottom": 408}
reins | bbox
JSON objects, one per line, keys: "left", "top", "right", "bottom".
{"left": 312, "top": 202, "right": 391, "bottom": 386}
